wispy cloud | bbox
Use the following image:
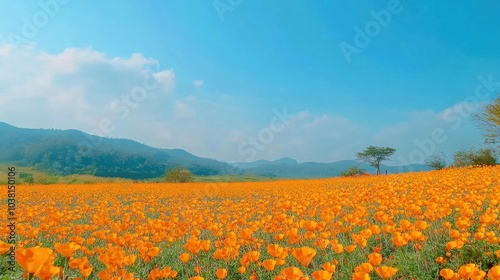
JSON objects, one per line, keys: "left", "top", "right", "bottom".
{"left": 193, "top": 79, "right": 204, "bottom": 89}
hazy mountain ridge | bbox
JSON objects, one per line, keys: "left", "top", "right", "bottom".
{"left": 0, "top": 122, "right": 430, "bottom": 179}
{"left": 0, "top": 122, "right": 237, "bottom": 179}
{"left": 230, "top": 158, "right": 430, "bottom": 178}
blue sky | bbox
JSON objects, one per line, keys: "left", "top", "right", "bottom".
{"left": 0, "top": 0, "right": 499, "bottom": 164}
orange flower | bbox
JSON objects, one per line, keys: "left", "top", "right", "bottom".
{"left": 279, "top": 267, "right": 304, "bottom": 280}
{"left": 360, "top": 229, "right": 373, "bottom": 239}
{"left": 354, "top": 263, "right": 373, "bottom": 274}
{"left": 16, "top": 247, "right": 53, "bottom": 274}
{"left": 123, "top": 254, "right": 136, "bottom": 266}
{"left": 414, "top": 220, "right": 429, "bottom": 230}
{"left": 69, "top": 257, "right": 88, "bottom": 269}
{"left": 344, "top": 245, "right": 356, "bottom": 253}
{"left": 331, "top": 243, "right": 344, "bottom": 254}
{"left": 36, "top": 265, "right": 61, "bottom": 280}
{"left": 471, "top": 269, "right": 486, "bottom": 280}
{"left": 352, "top": 272, "right": 370, "bottom": 280}
{"left": 247, "top": 250, "right": 260, "bottom": 262}
{"left": 440, "top": 268, "right": 455, "bottom": 280}
{"left": 292, "top": 247, "right": 317, "bottom": 267}
{"left": 200, "top": 240, "right": 211, "bottom": 252}
{"left": 368, "top": 252, "right": 382, "bottom": 266}
{"left": 314, "top": 239, "right": 330, "bottom": 249}
{"left": 262, "top": 259, "right": 277, "bottom": 271}
{"left": 147, "top": 247, "right": 161, "bottom": 257}
{"left": 322, "top": 262, "right": 336, "bottom": 273}
{"left": 274, "top": 234, "right": 285, "bottom": 241}
{"left": 488, "top": 266, "right": 500, "bottom": 280}
{"left": 371, "top": 247, "right": 382, "bottom": 253}
{"left": 179, "top": 252, "right": 190, "bottom": 263}
{"left": 189, "top": 277, "right": 204, "bottom": 280}
{"left": 72, "top": 236, "right": 85, "bottom": 245}
{"left": 277, "top": 258, "right": 287, "bottom": 265}
{"left": 184, "top": 238, "right": 201, "bottom": 255}
{"left": 0, "top": 241, "right": 11, "bottom": 255}
{"left": 311, "top": 270, "right": 332, "bottom": 280}
{"left": 97, "top": 269, "right": 112, "bottom": 279}
{"left": 268, "top": 244, "right": 285, "bottom": 258}
{"left": 391, "top": 234, "right": 407, "bottom": 248}
{"left": 375, "top": 266, "right": 398, "bottom": 279}
{"left": 216, "top": 268, "right": 228, "bottom": 279}
{"left": 79, "top": 262, "right": 93, "bottom": 278}
{"left": 54, "top": 242, "right": 80, "bottom": 258}
{"left": 458, "top": 264, "right": 477, "bottom": 279}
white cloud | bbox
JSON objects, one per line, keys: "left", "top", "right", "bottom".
{"left": 193, "top": 79, "right": 204, "bottom": 89}
{"left": 0, "top": 44, "right": 175, "bottom": 130}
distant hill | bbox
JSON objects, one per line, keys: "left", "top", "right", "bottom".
{"left": 230, "top": 157, "right": 298, "bottom": 169}
{"left": 230, "top": 157, "right": 431, "bottom": 178}
{"left": 0, "top": 122, "right": 431, "bottom": 180}
{"left": 0, "top": 122, "right": 238, "bottom": 179}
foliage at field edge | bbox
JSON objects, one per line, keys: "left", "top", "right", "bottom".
{"left": 1, "top": 166, "right": 500, "bottom": 279}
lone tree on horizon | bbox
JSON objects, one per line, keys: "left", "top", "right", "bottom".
{"left": 356, "top": 146, "right": 396, "bottom": 175}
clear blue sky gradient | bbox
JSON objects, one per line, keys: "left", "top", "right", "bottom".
{"left": 1, "top": 1, "right": 499, "bottom": 163}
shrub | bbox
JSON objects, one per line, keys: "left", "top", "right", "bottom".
{"left": 340, "top": 166, "right": 365, "bottom": 177}
{"left": 453, "top": 148, "right": 498, "bottom": 167}
{"left": 165, "top": 167, "right": 193, "bottom": 183}
{"left": 17, "top": 172, "right": 33, "bottom": 184}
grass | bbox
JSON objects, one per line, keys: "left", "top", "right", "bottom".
{"left": 0, "top": 164, "right": 277, "bottom": 184}
{"left": 193, "top": 173, "right": 275, "bottom": 182}
{"left": 0, "top": 164, "right": 132, "bottom": 185}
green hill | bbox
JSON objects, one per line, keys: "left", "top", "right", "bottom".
{"left": 0, "top": 122, "right": 238, "bottom": 179}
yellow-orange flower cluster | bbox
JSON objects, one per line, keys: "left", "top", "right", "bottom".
{"left": 0, "top": 165, "right": 498, "bottom": 279}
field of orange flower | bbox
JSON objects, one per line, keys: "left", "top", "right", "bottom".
{"left": 1, "top": 165, "right": 500, "bottom": 279}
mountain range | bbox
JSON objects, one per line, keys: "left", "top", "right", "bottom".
{"left": 230, "top": 157, "right": 430, "bottom": 178}
{"left": 0, "top": 122, "right": 430, "bottom": 179}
